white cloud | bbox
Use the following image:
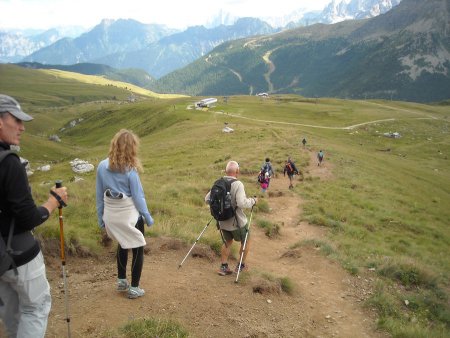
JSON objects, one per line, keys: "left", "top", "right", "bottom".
{"left": 0, "top": 0, "right": 331, "bottom": 30}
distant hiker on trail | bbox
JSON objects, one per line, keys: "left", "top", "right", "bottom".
{"left": 205, "top": 161, "right": 257, "bottom": 276}
{"left": 260, "top": 171, "right": 270, "bottom": 193}
{"left": 261, "top": 158, "right": 274, "bottom": 177}
{"left": 302, "top": 138, "right": 307, "bottom": 148}
{"left": 317, "top": 150, "right": 324, "bottom": 166}
{"left": 0, "top": 94, "right": 68, "bottom": 338}
{"left": 283, "top": 156, "right": 299, "bottom": 189}
{"left": 96, "top": 129, "right": 154, "bottom": 299}
{"left": 257, "top": 157, "right": 273, "bottom": 188}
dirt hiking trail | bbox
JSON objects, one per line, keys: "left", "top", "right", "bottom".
{"left": 43, "top": 149, "right": 387, "bottom": 338}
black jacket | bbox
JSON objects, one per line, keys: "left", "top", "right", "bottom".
{"left": 0, "top": 142, "right": 49, "bottom": 267}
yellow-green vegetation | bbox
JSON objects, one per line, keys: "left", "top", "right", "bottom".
{"left": 291, "top": 239, "right": 336, "bottom": 258}
{"left": 0, "top": 64, "right": 184, "bottom": 108}
{"left": 249, "top": 271, "right": 295, "bottom": 295}
{"left": 115, "top": 317, "right": 189, "bottom": 338}
{"left": 1, "top": 67, "right": 449, "bottom": 337}
{"left": 255, "top": 219, "right": 280, "bottom": 238}
{"left": 41, "top": 68, "right": 185, "bottom": 99}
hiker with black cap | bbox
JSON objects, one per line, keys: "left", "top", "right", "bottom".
{"left": 205, "top": 161, "right": 257, "bottom": 275}
{"left": 0, "top": 94, "right": 68, "bottom": 338}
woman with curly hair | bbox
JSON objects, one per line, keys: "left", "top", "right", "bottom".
{"left": 96, "top": 129, "right": 154, "bottom": 299}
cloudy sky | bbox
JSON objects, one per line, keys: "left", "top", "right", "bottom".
{"left": 0, "top": 0, "right": 333, "bottom": 30}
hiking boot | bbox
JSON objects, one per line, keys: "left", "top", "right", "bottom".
{"left": 218, "top": 263, "right": 232, "bottom": 276}
{"left": 117, "top": 278, "right": 129, "bottom": 292}
{"left": 128, "top": 286, "right": 145, "bottom": 299}
{"left": 234, "top": 263, "right": 247, "bottom": 273}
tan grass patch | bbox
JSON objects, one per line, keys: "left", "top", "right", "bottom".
{"left": 280, "top": 249, "right": 302, "bottom": 259}
{"left": 39, "top": 236, "right": 94, "bottom": 258}
{"left": 251, "top": 276, "right": 282, "bottom": 295}
{"left": 191, "top": 245, "right": 216, "bottom": 262}
{"left": 268, "top": 190, "right": 283, "bottom": 197}
{"left": 159, "top": 238, "right": 184, "bottom": 251}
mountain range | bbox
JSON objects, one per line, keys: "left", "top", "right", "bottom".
{"left": 318, "top": 0, "right": 402, "bottom": 24}
{"left": 152, "top": 0, "right": 449, "bottom": 103}
{"left": 1, "top": 0, "right": 448, "bottom": 103}
{"left": 1, "top": 0, "right": 401, "bottom": 68}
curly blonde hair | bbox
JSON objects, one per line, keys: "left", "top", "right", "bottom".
{"left": 108, "top": 129, "right": 143, "bottom": 173}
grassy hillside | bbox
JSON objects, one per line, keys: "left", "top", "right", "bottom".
{"left": 0, "top": 64, "right": 183, "bottom": 107}
{"left": 1, "top": 72, "right": 449, "bottom": 337}
{"left": 16, "top": 62, "right": 156, "bottom": 88}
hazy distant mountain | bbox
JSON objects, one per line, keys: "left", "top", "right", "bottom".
{"left": 97, "top": 17, "right": 276, "bottom": 78}
{"left": 28, "top": 17, "right": 273, "bottom": 79}
{"left": 262, "top": 8, "right": 314, "bottom": 28}
{"left": 2, "top": 0, "right": 402, "bottom": 70}
{"left": 0, "top": 27, "right": 85, "bottom": 63}
{"left": 203, "top": 0, "right": 402, "bottom": 29}
{"left": 152, "top": 0, "right": 450, "bottom": 103}
{"left": 320, "top": 0, "right": 402, "bottom": 23}
{"left": 292, "top": 0, "right": 402, "bottom": 27}
{"left": 205, "top": 10, "right": 237, "bottom": 28}
{"left": 22, "top": 19, "right": 177, "bottom": 65}
{"left": 204, "top": 0, "right": 402, "bottom": 29}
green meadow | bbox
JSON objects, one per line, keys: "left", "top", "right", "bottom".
{"left": 1, "top": 64, "right": 449, "bottom": 337}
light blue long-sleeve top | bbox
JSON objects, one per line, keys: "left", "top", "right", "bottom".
{"left": 96, "top": 158, "right": 154, "bottom": 228}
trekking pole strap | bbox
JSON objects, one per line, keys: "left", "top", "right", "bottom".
{"left": 50, "top": 190, "right": 67, "bottom": 208}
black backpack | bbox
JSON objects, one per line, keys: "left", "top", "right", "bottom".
{"left": 257, "top": 170, "right": 265, "bottom": 183}
{"left": 0, "top": 150, "right": 19, "bottom": 276}
{"left": 257, "top": 163, "right": 270, "bottom": 183}
{"left": 209, "top": 177, "right": 237, "bottom": 221}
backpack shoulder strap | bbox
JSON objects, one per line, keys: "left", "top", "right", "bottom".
{"left": 0, "top": 150, "right": 19, "bottom": 164}
{"left": 225, "top": 178, "right": 239, "bottom": 227}
{"left": 223, "top": 177, "right": 237, "bottom": 187}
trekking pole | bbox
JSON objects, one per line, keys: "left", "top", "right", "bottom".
{"left": 235, "top": 200, "right": 255, "bottom": 283}
{"left": 54, "top": 180, "right": 71, "bottom": 338}
{"left": 178, "top": 217, "right": 213, "bottom": 268}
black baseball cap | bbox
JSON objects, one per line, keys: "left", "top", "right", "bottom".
{"left": 0, "top": 94, "right": 33, "bottom": 121}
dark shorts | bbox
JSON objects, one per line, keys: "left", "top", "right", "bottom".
{"left": 222, "top": 224, "right": 249, "bottom": 242}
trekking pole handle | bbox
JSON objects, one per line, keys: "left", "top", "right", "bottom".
{"left": 52, "top": 180, "right": 67, "bottom": 208}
